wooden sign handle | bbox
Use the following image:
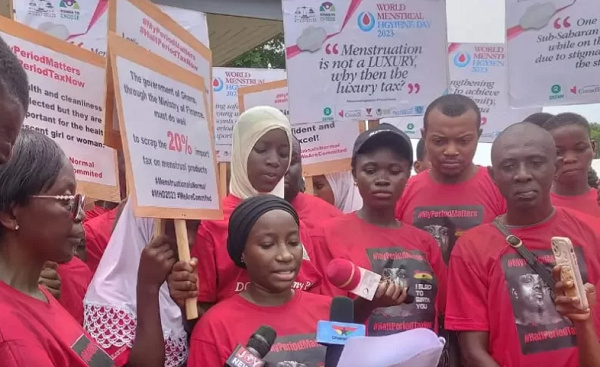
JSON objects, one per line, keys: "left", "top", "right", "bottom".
{"left": 174, "top": 219, "right": 199, "bottom": 320}
{"left": 154, "top": 219, "right": 198, "bottom": 320}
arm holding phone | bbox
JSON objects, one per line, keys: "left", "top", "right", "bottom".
{"left": 553, "top": 266, "right": 600, "bottom": 367}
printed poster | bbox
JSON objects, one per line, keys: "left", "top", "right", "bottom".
{"left": 212, "top": 67, "right": 286, "bottom": 162}
{"left": 0, "top": 18, "right": 119, "bottom": 201}
{"left": 13, "top": 0, "right": 109, "bottom": 56}
{"left": 283, "top": 0, "right": 448, "bottom": 123}
{"left": 366, "top": 247, "right": 438, "bottom": 336}
{"left": 506, "top": 0, "right": 600, "bottom": 107}
{"left": 413, "top": 205, "right": 484, "bottom": 264}
{"left": 448, "top": 43, "right": 541, "bottom": 142}
{"left": 238, "top": 80, "right": 359, "bottom": 176}
{"left": 12, "top": 1, "right": 209, "bottom": 58}
{"left": 501, "top": 248, "right": 587, "bottom": 354}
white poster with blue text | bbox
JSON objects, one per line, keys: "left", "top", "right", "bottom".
{"left": 448, "top": 43, "right": 540, "bottom": 142}
{"left": 283, "top": 0, "right": 448, "bottom": 124}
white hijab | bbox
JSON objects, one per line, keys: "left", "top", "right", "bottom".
{"left": 83, "top": 199, "right": 187, "bottom": 367}
{"left": 325, "top": 171, "right": 363, "bottom": 213}
{"left": 230, "top": 106, "right": 293, "bottom": 199}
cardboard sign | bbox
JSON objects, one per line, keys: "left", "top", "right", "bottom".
{"left": 0, "top": 17, "right": 119, "bottom": 201}
{"left": 108, "top": 33, "right": 221, "bottom": 219}
{"left": 104, "top": 0, "right": 212, "bottom": 150}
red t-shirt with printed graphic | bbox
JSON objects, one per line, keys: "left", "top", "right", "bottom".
{"left": 551, "top": 188, "right": 600, "bottom": 217}
{"left": 396, "top": 166, "right": 506, "bottom": 263}
{"left": 0, "top": 282, "right": 115, "bottom": 367}
{"left": 312, "top": 213, "right": 447, "bottom": 336}
{"left": 188, "top": 290, "right": 331, "bottom": 366}
{"left": 290, "top": 192, "right": 342, "bottom": 229}
{"left": 58, "top": 256, "right": 93, "bottom": 325}
{"left": 83, "top": 208, "right": 118, "bottom": 274}
{"left": 192, "top": 194, "right": 323, "bottom": 303}
{"left": 446, "top": 207, "right": 600, "bottom": 367}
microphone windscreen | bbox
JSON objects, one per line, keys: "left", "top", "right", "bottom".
{"left": 329, "top": 296, "right": 354, "bottom": 323}
{"left": 248, "top": 325, "right": 277, "bottom": 357}
{"left": 327, "top": 258, "right": 360, "bottom": 291}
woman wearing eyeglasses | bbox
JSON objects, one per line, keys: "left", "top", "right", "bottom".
{"left": 0, "top": 130, "right": 116, "bottom": 366}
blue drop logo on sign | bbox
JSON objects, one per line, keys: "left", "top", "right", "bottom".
{"left": 453, "top": 53, "right": 471, "bottom": 68}
{"left": 213, "top": 78, "right": 224, "bottom": 92}
{"left": 357, "top": 12, "right": 376, "bottom": 32}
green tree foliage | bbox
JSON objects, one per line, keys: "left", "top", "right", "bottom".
{"left": 227, "top": 34, "right": 286, "bottom": 69}
{"left": 591, "top": 123, "right": 600, "bottom": 159}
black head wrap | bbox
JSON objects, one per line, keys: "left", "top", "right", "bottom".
{"left": 227, "top": 194, "right": 300, "bottom": 268}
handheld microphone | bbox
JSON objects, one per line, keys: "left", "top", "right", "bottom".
{"left": 317, "top": 297, "right": 365, "bottom": 367}
{"left": 224, "top": 325, "right": 277, "bottom": 367}
{"left": 327, "top": 258, "right": 414, "bottom": 303}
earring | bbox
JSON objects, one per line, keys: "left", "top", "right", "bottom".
{"left": 14, "top": 224, "right": 19, "bottom": 231}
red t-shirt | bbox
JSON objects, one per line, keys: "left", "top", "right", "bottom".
{"left": 57, "top": 257, "right": 93, "bottom": 325}
{"left": 396, "top": 167, "right": 506, "bottom": 263}
{"left": 83, "top": 208, "right": 118, "bottom": 274}
{"left": 188, "top": 291, "right": 331, "bottom": 366}
{"left": 312, "top": 213, "right": 447, "bottom": 336}
{"left": 84, "top": 205, "right": 111, "bottom": 224}
{"left": 192, "top": 194, "right": 323, "bottom": 303}
{"left": 290, "top": 192, "right": 342, "bottom": 229}
{"left": 551, "top": 188, "right": 600, "bottom": 217}
{"left": 0, "top": 282, "right": 115, "bottom": 367}
{"left": 446, "top": 208, "right": 600, "bottom": 367}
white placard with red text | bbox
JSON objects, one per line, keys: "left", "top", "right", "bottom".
{"left": 283, "top": 0, "right": 448, "bottom": 123}
{"left": 213, "top": 67, "right": 286, "bottom": 162}
{"left": 506, "top": 0, "right": 600, "bottom": 107}
{"left": 0, "top": 18, "right": 119, "bottom": 201}
{"left": 238, "top": 80, "right": 358, "bottom": 175}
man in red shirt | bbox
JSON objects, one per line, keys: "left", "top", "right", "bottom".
{"left": 543, "top": 113, "right": 599, "bottom": 217}
{"left": 285, "top": 135, "right": 342, "bottom": 228}
{"left": 396, "top": 94, "right": 506, "bottom": 263}
{"left": 446, "top": 122, "right": 600, "bottom": 367}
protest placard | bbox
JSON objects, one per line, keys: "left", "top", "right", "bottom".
{"left": 448, "top": 43, "right": 540, "bottom": 141}
{"left": 213, "top": 67, "right": 287, "bottom": 162}
{"left": 238, "top": 80, "right": 359, "bottom": 176}
{"left": 282, "top": 0, "right": 448, "bottom": 123}
{"left": 104, "top": 0, "right": 212, "bottom": 150}
{"left": 0, "top": 17, "right": 119, "bottom": 201}
{"left": 506, "top": 0, "right": 600, "bottom": 107}
{"left": 12, "top": 0, "right": 109, "bottom": 56}
{"left": 108, "top": 33, "right": 221, "bottom": 219}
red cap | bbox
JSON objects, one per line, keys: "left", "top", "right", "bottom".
{"left": 326, "top": 258, "right": 360, "bottom": 291}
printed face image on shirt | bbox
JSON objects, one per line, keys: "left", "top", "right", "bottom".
{"left": 366, "top": 247, "right": 438, "bottom": 337}
{"left": 413, "top": 205, "right": 484, "bottom": 263}
{"left": 265, "top": 333, "right": 325, "bottom": 367}
{"left": 501, "top": 247, "right": 589, "bottom": 355}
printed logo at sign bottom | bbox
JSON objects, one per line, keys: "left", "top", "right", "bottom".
{"left": 550, "top": 84, "right": 564, "bottom": 101}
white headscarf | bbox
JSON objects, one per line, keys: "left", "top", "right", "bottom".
{"left": 230, "top": 106, "right": 293, "bottom": 199}
{"left": 325, "top": 171, "right": 363, "bottom": 213}
{"left": 83, "top": 199, "right": 187, "bottom": 367}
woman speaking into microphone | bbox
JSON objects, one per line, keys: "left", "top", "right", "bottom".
{"left": 187, "top": 195, "right": 331, "bottom": 366}
{"left": 312, "top": 124, "right": 447, "bottom": 338}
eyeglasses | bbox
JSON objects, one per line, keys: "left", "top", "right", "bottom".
{"left": 30, "top": 194, "right": 86, "bottom": 220}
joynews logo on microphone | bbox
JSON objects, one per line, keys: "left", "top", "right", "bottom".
{"left": 226, "top": 345, "right": 265, "bottom": 367}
